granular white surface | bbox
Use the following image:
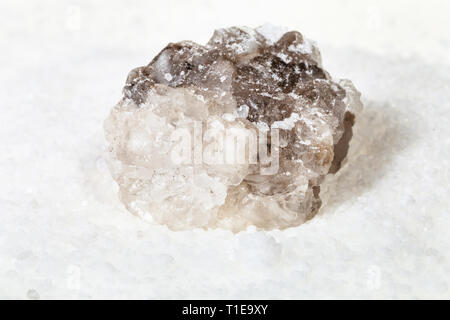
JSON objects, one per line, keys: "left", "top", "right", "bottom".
{"left": 1, "top": 0, "right": 449, "bottom": 299}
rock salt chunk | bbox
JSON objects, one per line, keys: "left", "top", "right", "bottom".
{"left": 105, "top": 25, "right": 363, "bottom": 231}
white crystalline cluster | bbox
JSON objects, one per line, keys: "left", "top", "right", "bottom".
{"left": 104, "top": 25, "right": 363, "bottom": 231}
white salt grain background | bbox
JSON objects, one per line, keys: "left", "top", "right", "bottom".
{"left": 1, "top": 0, "right": 449, "bottom": 299}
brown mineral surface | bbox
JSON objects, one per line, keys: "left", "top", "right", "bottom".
{"left": 104, "top": 25, "right": 363, "bottom": 231}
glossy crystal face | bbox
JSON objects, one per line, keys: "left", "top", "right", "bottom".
{"left": 104, "top": 25, "right": 363, "bottom": 231}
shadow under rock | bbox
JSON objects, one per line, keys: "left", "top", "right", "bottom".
{"left": 320, "top": 100, "right": 415, "bottom": 213}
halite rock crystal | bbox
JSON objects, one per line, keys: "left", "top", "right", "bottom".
{"left": 104, "top": 25, "right": 363, "bottom": 231}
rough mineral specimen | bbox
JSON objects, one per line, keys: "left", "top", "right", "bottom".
{"left": 104, "top": 25, "right": 363, "bottom": 231}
